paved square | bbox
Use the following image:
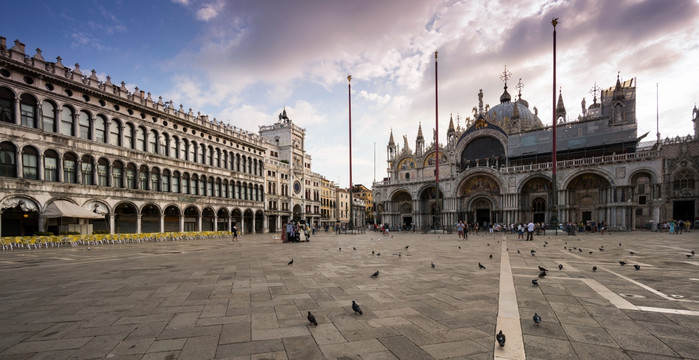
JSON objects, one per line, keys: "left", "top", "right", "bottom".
{"left": 1, "top": 229, "right": 698, "bottom": 359}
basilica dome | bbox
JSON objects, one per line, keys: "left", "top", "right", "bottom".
{"left": 485, "top": 86, "right": 543, "bottom": 133}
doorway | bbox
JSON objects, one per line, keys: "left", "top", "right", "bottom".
{"left": 476, "top": 209, "right": 490, "bottom": 227}
{"left": 673, "top": 200, "right": 695, "bottom": 221}
{"left": 402, "top": 216, "right": 412, "bottom": 230}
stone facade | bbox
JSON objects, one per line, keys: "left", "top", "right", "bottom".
{"left": 374, "top": 75, "right": 698, "bottom": 231}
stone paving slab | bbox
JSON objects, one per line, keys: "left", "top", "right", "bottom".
{"left": 0, "top": 230, "right": 698, "bottom": 359}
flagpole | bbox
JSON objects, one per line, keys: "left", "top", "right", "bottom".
{"left": 434, "top": 51, "right": 441, "bottom": 230}
{"left": 551, "top": 18, "right": 559, "bottom": 234}
{"left": 348, "top": 75, "right": 354, "bottom": 232}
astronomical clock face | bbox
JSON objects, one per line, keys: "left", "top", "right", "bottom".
{"left": 294, "top": 180, "right": 301, "bottom": 194}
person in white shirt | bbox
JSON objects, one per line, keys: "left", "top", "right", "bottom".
{"left": 527, "top": 221, "right": 535, "bottom": 241}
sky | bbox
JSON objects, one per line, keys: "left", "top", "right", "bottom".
{"left": 2, "top": 0, "right": 698, "bottom": 188}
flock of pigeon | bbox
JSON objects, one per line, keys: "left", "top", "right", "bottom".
{"left": 495, "top": 237, "right": 696, "bottom": 349}
{"left": 289, "top": 234, "right": 696, "bottom": 349}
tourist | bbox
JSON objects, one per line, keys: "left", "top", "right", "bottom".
{"left": 456, "top": 221, "right": 464, "bottom": 239}
{"left": 232, "top": 223, "right": 238, "bottom": 241}
{"left": 527, "top": 221, "right": 535, "bottom": 241}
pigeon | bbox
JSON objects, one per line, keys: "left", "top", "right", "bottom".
{"left": 687, "top": 254, "right": 693, "bottom": 258}
{"left": 531, "top": 250, "right": 536, "bottom": 254}
{"left": 544, "top": 241, "right": 549, "bottom": 245}
{"left": 487, "top": 243, "right": 490, "bottom": 246}
{"left": 352, "top": 300, "right": 363, "bottom": 315}
{"left": 377, "top": 252, "right": 380, "bottom": 257}
{"left": 533, "top": 313, "right": 541, "bottom": 325}
{"left": 371, "top": 270, "right": 379, "bottom": 278}
{"left": 599, "top": 247, "right": 604, "bottom": 251}
{"left": 629, "top": 251, "right": 635, "bottom": 255}
{"left": 619, "top": 243, "right": 622, "bottom": 246}
{"left": 543, "top": 244, "right": 547, "bottom": 247}
{"left": 538, "top": 270, "right": 547, "bottom": 278}
{"left": 619, "top": 261, "right": 627, "bottom": 266}
{"left": 558, "top": 264, "right": 563, "bottom": 270}
{"left": 458, "top": 246, "right": 461, "bottom": 249}
{"left": 489, "top": 254, "right": 493, "bottom": 259}
{"left": 579, "top": 248, "right": 583, "bottom": 252}
{"left": 339, "top": 247, "right": 342, "bottom": 251}
{"left": 431, "top": 261, "right": 435, "bottom": 268}
{"left": 589, "top": 251, "right": 593, "bottom": 254}
{"left": 353, "top": 247, "right": 356, "bottom": 250}
{"left": 288, "top": 259, "right": 294, "bottom": 265}
{"left": 372, "top": 250, "right": 375, "bottom": 255}
{"left": 307, "top": 311, "right": 318, "bottom": 326}
{"left": 592, "top": 266, "right": 598, "bottom": 272}
{"left": 398, "top": 252, "right": 402, "bottom": 257}
{"left": 693, "top": 250, "right": 696, "bottom": 255}
{"left": 538, "top": 266, "right": 548, "bottom": 272}
{"left": 517, "top": 250, "right": 521, "bottom": 254}
{"left": 532, "top": 279, "right": 539, "bottom": 286}
{"left": 633, "top": 264, "right": 640, "bottom": 270}
{"left": 405, "top": 245, "right": 409, "bottom": 249}
{"left": 564, "top": 246, "right": 567, "bottom": 249}
{"left": 478, "top": 262, "right": 486, "bottom": 269}
{"left": 496, "top": 330, "right": 506, "bottom": 347}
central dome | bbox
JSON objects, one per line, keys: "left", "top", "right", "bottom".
{"left": 486, "top": 87, "right": 543, "bottom": 133}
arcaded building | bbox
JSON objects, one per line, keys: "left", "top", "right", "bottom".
{"left": 373, "top": 74, "right": 698, "bottom": 231}
{"left": 0, "top": 38, "right": 267, "bottom": 236}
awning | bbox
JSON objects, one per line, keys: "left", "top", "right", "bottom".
{"left": 41, "top": 200, "right": 105, "bottom": 219}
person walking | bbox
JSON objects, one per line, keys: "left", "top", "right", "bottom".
{"left": 232, "top": 223, "right": 238, "bottom": 241}
{"left": 527, "top": 221, "right": 535, "bottom": 241}
{"left": 456, "top": 221, "right": 464, "bottom": 239}
{"left": 517, "top": 223, "right": 524, "bottom": 240}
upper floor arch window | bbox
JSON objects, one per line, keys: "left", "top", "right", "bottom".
{"left": 42, "top": 101, "right": 56, "bottom": 132}
{"left": 0, "top": 87, "right": 14, "bottom": 123}
{"left": 20, "top": 94, "right": 38, "bottom": 128}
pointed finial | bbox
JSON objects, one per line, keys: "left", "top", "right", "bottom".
{"left": 347, "top": 75, "right": 351, "bottom": 83}
{"left": 435, "top": 51, "right": 438, "bottom": 59}
{"left": 552, "top": 18, "right": 559, "bottom": 28}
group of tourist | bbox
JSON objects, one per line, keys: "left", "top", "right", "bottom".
{"left": 656, "top": 220, "right": 693, "bottom": 234}
{"left": 283, "top": 221, "right": 311, "bottom": 243}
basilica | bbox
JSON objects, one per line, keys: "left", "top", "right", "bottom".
{"left": 373, "top": 74, "right": 699, "bottom": 231}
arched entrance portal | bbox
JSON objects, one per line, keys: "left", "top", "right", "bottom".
{"left": 1, "top": 197, "right": 39, "bottom": 236}
{"left": 565, "top": 173, "right": 612, "bottom": 226}
{"left": 255, "top": 210, "right": 264, "bottom": 233}
{"left": 141, "top": 204, "right": 161, "bottom": 233}
{"left": 520, "top": 177, "right": 552, "bottom": 224}
{"left": 202, "top": 208, "right": 215, "bottom": 231}
{"left": 164, "top": 205, "right": 181, "bottom": 232}
{"left": 184, "top": 206, "right": 199, "bottom": 231}
{"left": 389, "top": 191, "right": 412, "bottom": 230}
{"left": 217, "top": 208, "right": 230, "bottom": 231}
{"left": 458, "top": 174, "right": 501, "bottom": 227}
{"left": 115, "top": 203, "right": 137, "bottom": 233}
{"left": 292, "top": 204, "right": 303, "bottom": 220}
{"left": 231, "top": 209, "right": 242, "bottom": 233}
{"left": 472, "top": 198, "right": 493, "bottom": 228}
{"left": 244, "top": 209, "right": 254, "bottom": 233}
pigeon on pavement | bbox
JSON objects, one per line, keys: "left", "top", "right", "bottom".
{"left": 538, "top": 266, "right": 548, "bottom": 272}
{"left": 479, "top": 262, "right": 486, "bottom": 269}
{"left": 558, "top": 264, "right": 563, "bottom": 270}
{"left": 533, "top": 313, "right": 541, "bottom": 325}
{"left": 307, "top": 311, "right": 318, "bottom": 326}
{"left": 619, "top": 261, "right": 627, "bottom": 266}
{"left": 405, "top": 245, "right": 409, "bottom": 249}
{"left": 371, "top": 271, "right": 379, "bottom": 277}
{"left": 592, "top": 266, "right": 598, "bottom": 272}
{"left": 496, "top": 330, "right": 506, "bottom": 347}
{"left": 431, "top": 261, "right": 435, "bottom": 268}
{"left": 352, "top": 300, "right": 363, "bottom": 315}
{"left": 633, "top": 264, "right": 640, "bottom": 270}
{"left": 490, "top": 254, "right": 493, "bottom": 259}
{"left": 538, "top": 270, "right": 547, "bottom": 278}
{"left": 288, "top": 259, "right": 294, "bottom": 265}
{"left": 532, "top": 279, "right": 539, "bottom": 286}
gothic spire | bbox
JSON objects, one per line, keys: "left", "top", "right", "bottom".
{"left": 416, "top": 123, "right": 424, "bottom": 140}
{"left": 388, "top": 129, "right": 395, "bottom": 146}
{"left": 556, "top": 87, "right": 566, "bottom": 121}
{"left": 447, "top": 114, "right": 455, "bottom": 134}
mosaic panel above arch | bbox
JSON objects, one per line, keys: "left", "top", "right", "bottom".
{"left": 567, "top": 173, "right": 611, "bottom": 190}
{"left": 423, "top": 153, "right": 448, "bottom": 167}
{"left": 459, "top": 175, "right": 500, "bottom": 196}
{"left": 398, "top": 158, "right": 416, "bottom": 170}
{"left": 522, "top": 177, "right": 551, "bottom": 193}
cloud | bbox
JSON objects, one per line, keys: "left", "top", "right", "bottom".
{"left": 196, "top": 0, "right": 224, "bottom": 22}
